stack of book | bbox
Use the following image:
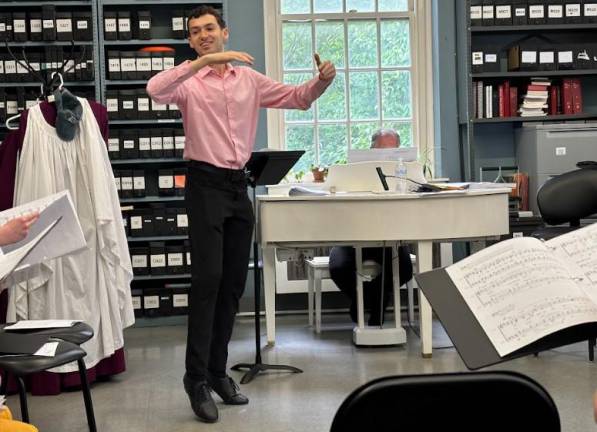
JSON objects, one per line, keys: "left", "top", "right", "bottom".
{"left": 518, "top": 78, "right": 550, "bottom": 117}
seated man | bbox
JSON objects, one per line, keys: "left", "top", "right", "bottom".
{"left": 329, "top": 129, "right": 413, "bottom": 326}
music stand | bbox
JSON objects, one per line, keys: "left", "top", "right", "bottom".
{"left": 231, "top": 150, "right": 305, "bottom": 384}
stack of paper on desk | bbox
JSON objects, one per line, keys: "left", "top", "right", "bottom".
{"left": 288, "top": 186, "right": 330, "bottom": 196}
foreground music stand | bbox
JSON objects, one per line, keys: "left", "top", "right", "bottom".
{"left": 231, "top": 150, "right": 305, "bottom": 384}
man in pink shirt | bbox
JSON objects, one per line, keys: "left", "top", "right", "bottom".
{"left": 147, "top": 6, "right": 335, "bottom": 424}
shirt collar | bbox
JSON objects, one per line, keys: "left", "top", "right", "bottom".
{"left": 197, "top": 62, "right": 237, "bottom": 79}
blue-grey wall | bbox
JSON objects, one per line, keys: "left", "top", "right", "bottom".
{"left": 432, "top": 0, "right": 461, "bottom": 181}
{"left": 227, "top": 0, "right": 268, "bottom": 152}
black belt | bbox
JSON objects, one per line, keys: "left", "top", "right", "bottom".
{"left": 188, "top": 160, "right": 247, "bottom": 183}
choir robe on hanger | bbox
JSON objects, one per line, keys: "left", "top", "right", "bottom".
{"left": 0, "top": 100, "right": 131, "bottom": 396}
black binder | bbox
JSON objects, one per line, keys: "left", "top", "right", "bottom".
{"left": 416, "top": 268, "right": 597, "bottom": 370}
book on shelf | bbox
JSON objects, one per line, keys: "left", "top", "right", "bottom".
{"left": 416, "top": 222, "right": 597, "bottom": 369}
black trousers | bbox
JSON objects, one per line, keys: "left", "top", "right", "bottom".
{"left": 328, "top": 246, "right": 413, "bottom": 326}
{"left": 185, "top": 161, "right": 254, "bottom": 381}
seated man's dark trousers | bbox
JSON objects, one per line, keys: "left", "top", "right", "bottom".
{"left": 329, "top": 246, "right": 413, "bottom": 326}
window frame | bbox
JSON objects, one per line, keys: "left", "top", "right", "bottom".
{"left": 263, "top": 0, "right": 435, "bottom": 169}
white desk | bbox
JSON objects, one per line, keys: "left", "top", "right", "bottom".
{"left": 258, "top": 189, "right": 510, "bottom": 357}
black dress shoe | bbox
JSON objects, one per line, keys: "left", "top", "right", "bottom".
{"left": 208, "top": 375, "right": 249, "bottom": 405}
{"left": 183, "top": 374, "right": 219, "bottom": 423}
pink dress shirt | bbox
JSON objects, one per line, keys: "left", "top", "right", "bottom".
{"left": 147, "top": 61, "right": 331, "bottom": 169}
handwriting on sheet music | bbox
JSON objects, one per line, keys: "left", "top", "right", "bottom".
{"left": 548, "top": 224, "right": 597, "bottom": 285}
{"left": 448, "top": 240, "right": 597, "bottom": 355}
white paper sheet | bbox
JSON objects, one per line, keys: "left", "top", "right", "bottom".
{"left": 5, "top": 319, "right": 79, "bottom": 330}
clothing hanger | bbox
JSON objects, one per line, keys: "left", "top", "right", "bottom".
{"left": 3, "top": 41, "right": 86, "bottom": 130}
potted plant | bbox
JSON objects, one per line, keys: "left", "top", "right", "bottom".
{"left": 310, "top": 165, "right": 328, "bottom": 182}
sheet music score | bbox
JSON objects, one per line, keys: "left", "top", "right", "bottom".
{"left": 446, "top": 236, "right": 597, "bottom": 357}
{"left": 548, "top": 223, "right": 597, "bottom": 303}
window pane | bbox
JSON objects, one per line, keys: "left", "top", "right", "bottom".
{"left": 381, "top": 19, "right": 410, "bottom": 67}
{"left": 349, "top": 71, "right": 379, "bottom": 120}
{"left": 383, "top": 121, "right": 413, "bottom": 148}
{"left": 350, "top": 122, "right": 379, "bottom": 149}
{"left": 315, "top": 21, "right": 345, "bottom": 68}
{"left": 318, "top": 124, "right": 348, "bottom": 165}
{"left": 286, "top": 125, "right": 315, "bottom": 173}
{"left": 284, "top": 73, "right": 315, "bottom": 122}
{"left": 382, "top": 71, "right": 411, "bottom": 119}
{"left": 379, "top": 0, "right": 409, "bottom": 12}
{"left": 283, "top": 23, "right": 313, "bottom": 70}
{"left": 346, "top": 0, "right": 375, "bottom": 12}
{"left": 318, "top": 72, "right": 346, "bottom": 121}
{"left": 314, "top": 0, "right": 342, "bottom": 13}
{"left": 348, "top": 21, "right": 378, "bottom": 68}
{"left": 281, "top": 0, "right": 310, "bottom": 14}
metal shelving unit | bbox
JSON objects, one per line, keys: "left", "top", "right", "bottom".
{"left": 109, "top": 119, "right": 182, "bottom": 125}
{"left": 120, "top": 196, "right": 185, "bottom": 203}
{"left": 465, "top": 0, "right": 597, "bottom": 180}
{"left": 472, "top": 113, "right": 597, "bottom": 124}
{"left": 103, "top": 39, "right": 188, "bottom": 45}
{"left": 134, "top": 273, "right": 190, "bottom": 281}
{"left": 1, "top": 82, "right": 96, "bottom": 87}
{"left": 111, "top": 158, "right": 185, "bottom": 165}
{"left": 472, "top": 70, "right": 597, "bottom": 78}
{"left": 471, "top": 24, "right": 597, "bottom": 33}
{"left": 97, "top": 0, "right": 226, "bottom": 321}
{"left": 128, "top": 235, "right": 188, "bottom": 242}
{"left": 0, "top": 1, "right": 92, "bottom": 6}
{"left": 4, "top": 41, "right": 95, "bottom": 47}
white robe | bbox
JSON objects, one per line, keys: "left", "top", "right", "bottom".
{"left": 8, "top": 99, "right": 134, "bottom": 373}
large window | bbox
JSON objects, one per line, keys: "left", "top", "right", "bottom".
{"left": 264, "top": 0, "right": 433, "bottom": 174}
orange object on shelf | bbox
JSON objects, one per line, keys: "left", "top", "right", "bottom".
{"left": 138, "top": 46, "right": 176, "bottom": 53}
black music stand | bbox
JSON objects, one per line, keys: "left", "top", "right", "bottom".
{"left": 231, "top": 150, "right": 305, "bottom": 384}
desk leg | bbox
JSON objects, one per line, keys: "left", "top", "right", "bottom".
{"left": 417, "top": 240, "right": 433, "bottom": 358}
{"left": 263, "top": 246, "right": 276, "bottom": 346}
{"left": 355, "top": 247, "right": 365, "bottom": 329}
{"left": 391, "top": 244, "right": 402, "bottom": 330}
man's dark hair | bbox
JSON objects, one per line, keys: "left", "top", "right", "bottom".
{"left": 187, "top": 6, "right": 227, "bottom": 31}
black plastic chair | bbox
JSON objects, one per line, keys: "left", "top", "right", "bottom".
{"left": 0, "top": 330, "right": 97, "bottom": 432}
{"left": 330, "top": 371, "right": 560, "bottom": 432}
{"left": 0, "top": 321, "right": 94, "bottom": 345}
{"left": 532, "top": 166, "right": 597, "bottom": 360}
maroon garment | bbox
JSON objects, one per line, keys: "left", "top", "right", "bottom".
{"left": 0, "top": 100, "right": 125, "bottom": 396}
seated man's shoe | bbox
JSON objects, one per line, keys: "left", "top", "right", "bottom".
{"left": 208, "top": 375, "right": 249, "bottom": 405}
{"left": 183, "top": 374, "right": 219, "bottom": 423}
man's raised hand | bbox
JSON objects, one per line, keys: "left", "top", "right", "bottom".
{"left": 314, "top": 53, "right": 336, "bottom": 81}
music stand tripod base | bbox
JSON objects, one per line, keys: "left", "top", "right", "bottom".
{"left": 231, "top": 362, "right": 303, "bottom": 385}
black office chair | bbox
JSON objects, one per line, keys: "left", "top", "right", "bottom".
{"left": 330, "top": 371, "right": 560, "bottom": 432}
{"left": 0, "top": 325, "right": 97, "bottom": 431}
{"left": 532, "top": 165, "right": 597, "bottom": 360}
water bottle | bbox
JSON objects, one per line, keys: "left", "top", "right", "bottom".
{"left": 395, "top": 158, "right": 407, "bottom": 194}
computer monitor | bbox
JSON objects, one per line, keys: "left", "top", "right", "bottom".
{"left": 347, "top": 147, "right": 418, "bottom": 163}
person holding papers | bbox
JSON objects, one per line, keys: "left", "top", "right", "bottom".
{"left": 147, "top": 6, "right": 335, "bottom": 423}
{"left": 0, "top": 213, "right": 39, "bottom": 247}
{"left": 329, "top": 129, "right": 413, "bottom": 326}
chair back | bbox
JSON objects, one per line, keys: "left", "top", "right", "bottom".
{"left": 330, "top": 371, "right": 560, "bottom": 432}
{"left": 537, "top": 168, "right": 597, "bottom": 226}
